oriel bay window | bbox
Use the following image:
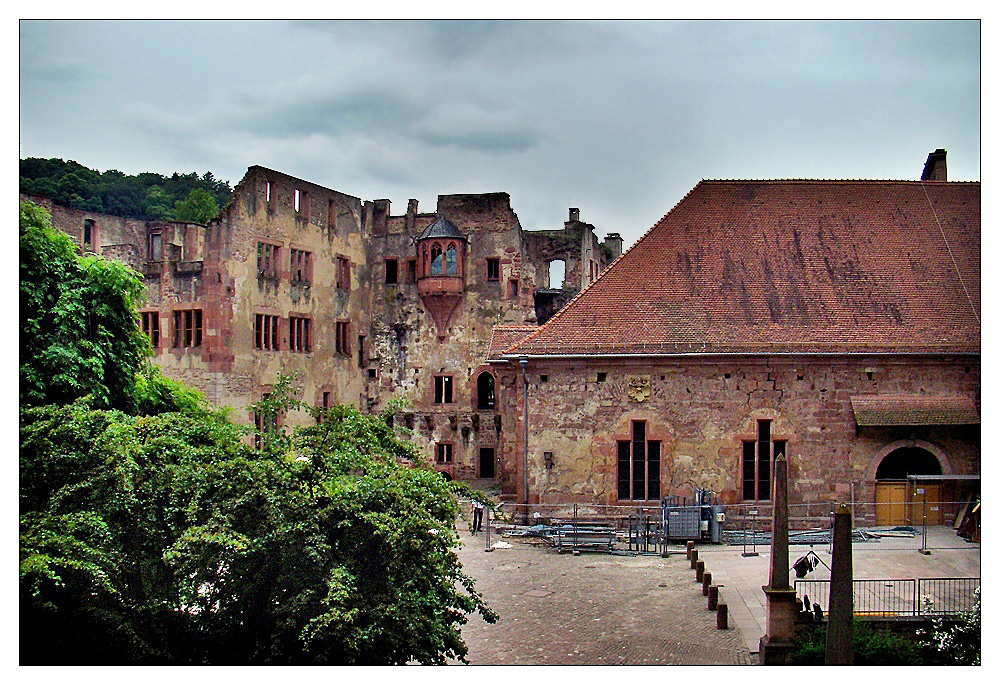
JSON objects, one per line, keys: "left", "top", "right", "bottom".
{"left": 617, "top": 420, "right": 660, "bottom": 501}
{"left": 742, "top": 419, "right": 786, "bottom": 501}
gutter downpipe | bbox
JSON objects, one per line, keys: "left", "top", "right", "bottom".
{"left": 520, "top": 357, "right": 529, "bottom": 514}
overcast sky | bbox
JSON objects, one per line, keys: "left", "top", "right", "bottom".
{"left": 19, "top": 19, "right": 980, "bottom": 248}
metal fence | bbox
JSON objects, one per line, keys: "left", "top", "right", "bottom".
{"left": 795, "top": 577, "right": 980, "bottom": 617}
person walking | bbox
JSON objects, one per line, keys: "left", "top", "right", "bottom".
{"left": 472, "top": 499, "right": 485, "bottom": 535}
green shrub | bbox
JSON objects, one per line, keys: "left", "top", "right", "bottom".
{"left": 790, "top": 620, "right": 925, "bottom": 665}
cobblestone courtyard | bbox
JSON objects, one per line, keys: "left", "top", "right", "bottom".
{"left": 453, "top": 527, "right": 753, "bottom": 665}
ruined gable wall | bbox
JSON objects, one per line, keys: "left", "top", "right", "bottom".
{"left": 497, "top": 355, "right": 979, "bottom": 518}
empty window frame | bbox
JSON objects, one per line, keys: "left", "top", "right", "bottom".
{"left": 254, "top": 393, "right": 278, "bottom": 449}
{"left": 742, "top": 419, "right": 785, "bottom": 501}
{"left": 83, "top": 219, "right": 95, "bottom": 249}
{"left": 335, "top": 321, "right": 351, "bottom": 355}
{"left": 509, "top": 278, "right": 519, "bottom": 298}
{"left": 406, "top": 259, "right": 417, "bottom": 284}
{"left": 487, "top": 258, "right": 500, "bottom": 281}
{"left": 258, "top": 242, "right": 280, "bottom": 279}
{"left": 385, "top": 258, "right": 398, "bottom": 285}
{"left": 289, "top": 316, "right": 312, "bottom": 353}
{"left": 290, "top": 249, "right": 312, "bottom": 285}
{"left": 477, "top": 372, "right": 496, "bottom": 409}
{"left": 357, "top": 335, "right": 366, "bottom": 368}
{"left": 141, "top": 311, "right": 160, "bottom": 348}
{"left": 337, "top": 256, "right": 351, "bottom": 289}
{"left": 265, "top": 180, "right": 275, "bottom": 209}
{"left": 616, "top": 420, "right": 660, "bottom": 501}
{"left": 148, "top": 230, "right": 163, "bottom": 261}
{"left": 173, "top": 309, "right": 203, "bottom": 348}
{"left": 255, "top": 314, "right": 280, "bottom": 351}
{"left": 434, "top": 375, "right": 454, "bottom": 404}
{"left": 435, "top": 443, "right": 454, "bottom": 464}
{"left": 294, "top": 188, "right": 309, "bottom": 220}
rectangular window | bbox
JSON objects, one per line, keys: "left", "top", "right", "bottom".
{"left": 487, "top": 258, "right": 500, "bottom": 281}
{"left": 322, "top": 391, "right": 331, "bottom": 409}
{"left": 509, "top": 278, "right": 519, "bottom": 298}
{"left": 407, "top": 259, "right": 417, "bottom": 284}
{"left": 357, "top": 335, "right": 366, "bottom": 368}
{"left": 294, "top": 189, "right": 309, "bottom": 220}
{"left": 141, "top": 311, "right": 160, "bottom": 348}
{"left": 385, "top": 258, "right": 398, "bottom": 285}
{"left": 258, "top": 242, "right": 280, "bottom": 279}
{"left": 254, "top": 393, "right": 277, "bottom": 449}
{"left": 148, "top": 230, "right": 163, "bottom": 261}
{"left": 337, "top": 256, "right": 351, "bottom": 289}
{"left": 266, "top": 180, "right": 274, "bottom": 208}
{"left": 83, "top": 219, "right": 94, "bottom": 249}
{"left": 743, "top": 419, "right": 781, "bottom": 501}
{"left": 289, "top": 316, "right": 311, "bottom": 353}
{"left": 335, "top": 321, "right": 351, "bottom": 355}
{"left": 290, "top": 248, "right": 312, "bottom": 285}
{"left": 436, "top": 443, "right": 454, "bottom": 464}
{"left": 617, "top": 421, "right": 659, "bottom": 501}
{"left": 172, "top": 309, "right": 203, "bottom": 348}
{"left": 434, "top": 375, "right": 454, "bottom": 404}
{"left": 255, "top": 314, "right": 280, "bottom": 351}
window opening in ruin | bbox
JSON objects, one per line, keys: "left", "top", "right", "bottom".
{"left": 446, "top": 243, "right": 458, "bottom": 276}
{"left": 337, "top": 256, "right": 351, "bottom": 289}
{"left": 476, "top": 372, "right": 496, "bottom": 409}
{"left": 407, "top": 259, "right": 417, "bottom": 284}
{"left": 540, "top": 374, "right": 548, "bottom": 383}
{"left": 293, "top": 189, "right": 301, "bottom": 213}
{"left": 367, "top": 368, "right": 377, "bottom": 379}
{"left": 436, "top": 443, "right": 454, "bottom": 464}
{"left": 322, "top": 391, "right": 331, "bottom": 409}
{"left": 289, "top": 316, "right": 311, "bottom": 353}
{"left": 597, "top": 372, "right": 607, "bottom": 383}
{"left": 266, "top": 180, "right": 273, "bottom": 205}
{"left": 430, "top": 244, "right": 444, "bottom": 276}
{"left": 548, "top": 259, "right": 565, "bottom": 289}
{"left": 148, "top": 230, "right": 163, "bottom": 261}
{"left": 434, "top": 375, "right": 454, "bottom": 404}
{"left": 294, "top": 189, "right": 309, "bottom": 219}
{"left": 335, "top": 321, "right": 351, "bottom": 355}
{"left": 255, "top": 314, "right": 280, "bottom": 351}
{"left": 479, "top": 447, "right": 496, "bottom": 478}
{"left": 83, "top": 219, "right": 94, "bottom": 249}
{"left": 385, "top": 259, "right": 398, "bottom": 285}
{"left": 742, "top": 419, "right": 784, "bottom": 501}
{"left": 254, "top": 393, "right": 277, "bottom": 449}
{"left": 290, "top": 249, "right": 311, "bottom": 285}
{"left": 173, "top": 309, "right": 203, "bottom": 348}
{"left": 141, "top": 311, "right": 160, "bottom": 348}
{"left": 509, "top": 279, "right": 519, "bottom": 298}
{"left": 487, "top": 258, "right": 500, "bottom": 281}
{"left": 258, "top": 242, "right": 280, "bottom": 279}
{"left": 357, "top": 335, "right": 366, "bottom": 367}
{"left": 616, "top": 420, "right": 660, "bottom": 501}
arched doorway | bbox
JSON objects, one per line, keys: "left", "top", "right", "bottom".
{"left": 874, "top": 446, "right": 943, "bottom": 525}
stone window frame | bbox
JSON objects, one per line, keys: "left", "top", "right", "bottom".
{"left": 433, "top": 374, "right": 455, "bottom": 405}
{"left": 140, "top": 310, "right": 161, "bottom": 351}
{"left": 616, "top": 419, "right": 661, "bottom": 502}
{"left": 257, "top": 240, "right": 282, "bottom": 281}
{"left": 486, "top": 257, "right": 500, "bottom": 282}
{"left": 252, "top": 389, "right": 280, "bottom": 449}
{"left": 254, "top": 310, "right": 281, "bottom": 351}
{"left": 336, "top": 255, "right": 352, "bottom": 290}
{"left": 172, "top": 307, "right": 204, "bottom": 349}
{"left": 335, "top": 320, "right": 351, "bottom": 356}
{"left": 509, "top": 278, "right": 519, "bottom": 298}
{"left": 288, "top": 313, "right": 312, "bottom": 353}
{"left": 384, "top": 257, "right": 399, "bottom": 285}
{"left": 740, "top": 418, "right": 787, "bottom": 502}
{"left": 435, "top": 442, "right": 454, "bottom": 464}
{"left": 290, "top": 247, "right": 312, "bottom": 286}
{"left": 475, "top": 370, "right": 496, "bottom": 410}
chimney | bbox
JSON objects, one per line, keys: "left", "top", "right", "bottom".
{"left": 569, "top": 207, "right": 581, "bottom": 222}
{"left": 405, "top": 198, "right": 419, "bottom": 232}
{"left": 603, "top": 233, "right": 624, "bottom": 261}
{"left": 921, "top": 148, "right": 947, "bottom": 181}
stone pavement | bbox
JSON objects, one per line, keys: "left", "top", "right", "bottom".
{"left": 453, "top": 527, "right": 753, "bottom": 665}
{"left": 453, "top": 522, "right": 979, "bottom": 665}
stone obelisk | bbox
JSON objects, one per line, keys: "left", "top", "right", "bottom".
{"left": 759, "top": 453, "right": 797, "bottom": 664}
{"left": 825, "top": 503, "right": 854, "bottom": 664}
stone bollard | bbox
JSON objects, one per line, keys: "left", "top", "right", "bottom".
{"left": 717, "top": 601, "right": 729, "bottom": 629}
{"left": 690, "top": 549, "right": 699, "bottom": 570}
{"left": 708, "top": 585, "right": 719, "bottom": 610}
{"left": 703, "top": 571, "right": 712, "bottom": 596}
{"left": 696, "top": 560, "right": 705, "bottom": 582}
{"left": 686, "top": 540, "right": 695, "bottom": 559}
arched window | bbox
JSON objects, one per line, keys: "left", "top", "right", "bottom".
{"left": 446, "top": 243, "right": 458, "bottom": 276}
{"left": 430, "top": 243, "right": 444, "bottom": 276}
{"left": 477, "top": 372, "right": 496, "bottom": 409}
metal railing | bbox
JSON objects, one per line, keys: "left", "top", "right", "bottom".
{"left": 795, "top": 577, "right": 980, "bottom": 617}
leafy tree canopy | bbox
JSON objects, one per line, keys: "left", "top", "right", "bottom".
{"left": 19, "top": 157, "right": 231, "bottom": 222}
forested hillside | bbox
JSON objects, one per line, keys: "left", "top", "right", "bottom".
{"left": 19, "top": 157, "right": 232, "bottom": 224}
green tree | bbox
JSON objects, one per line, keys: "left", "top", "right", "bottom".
{"left": 173, "top": 187, "right": 219, "bottom": 224}
{"left": 19, "top": 202, "right": 149, "bottom": 412}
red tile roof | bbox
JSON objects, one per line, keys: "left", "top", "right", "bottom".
{"left": 488, "top": 325, "right": 537, "bottom": 360}
{"left": 505, "top": 180, "right": 980, "bottom": 357}
{"left": 851, "top": 395, "right": 979, "bottom": 426}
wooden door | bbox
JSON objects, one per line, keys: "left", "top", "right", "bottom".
{"left": 875, "top": 482, "right": 907, "bottom": 525}
{"left": 908, "top": 484, "right": 943, "bottom": 525}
